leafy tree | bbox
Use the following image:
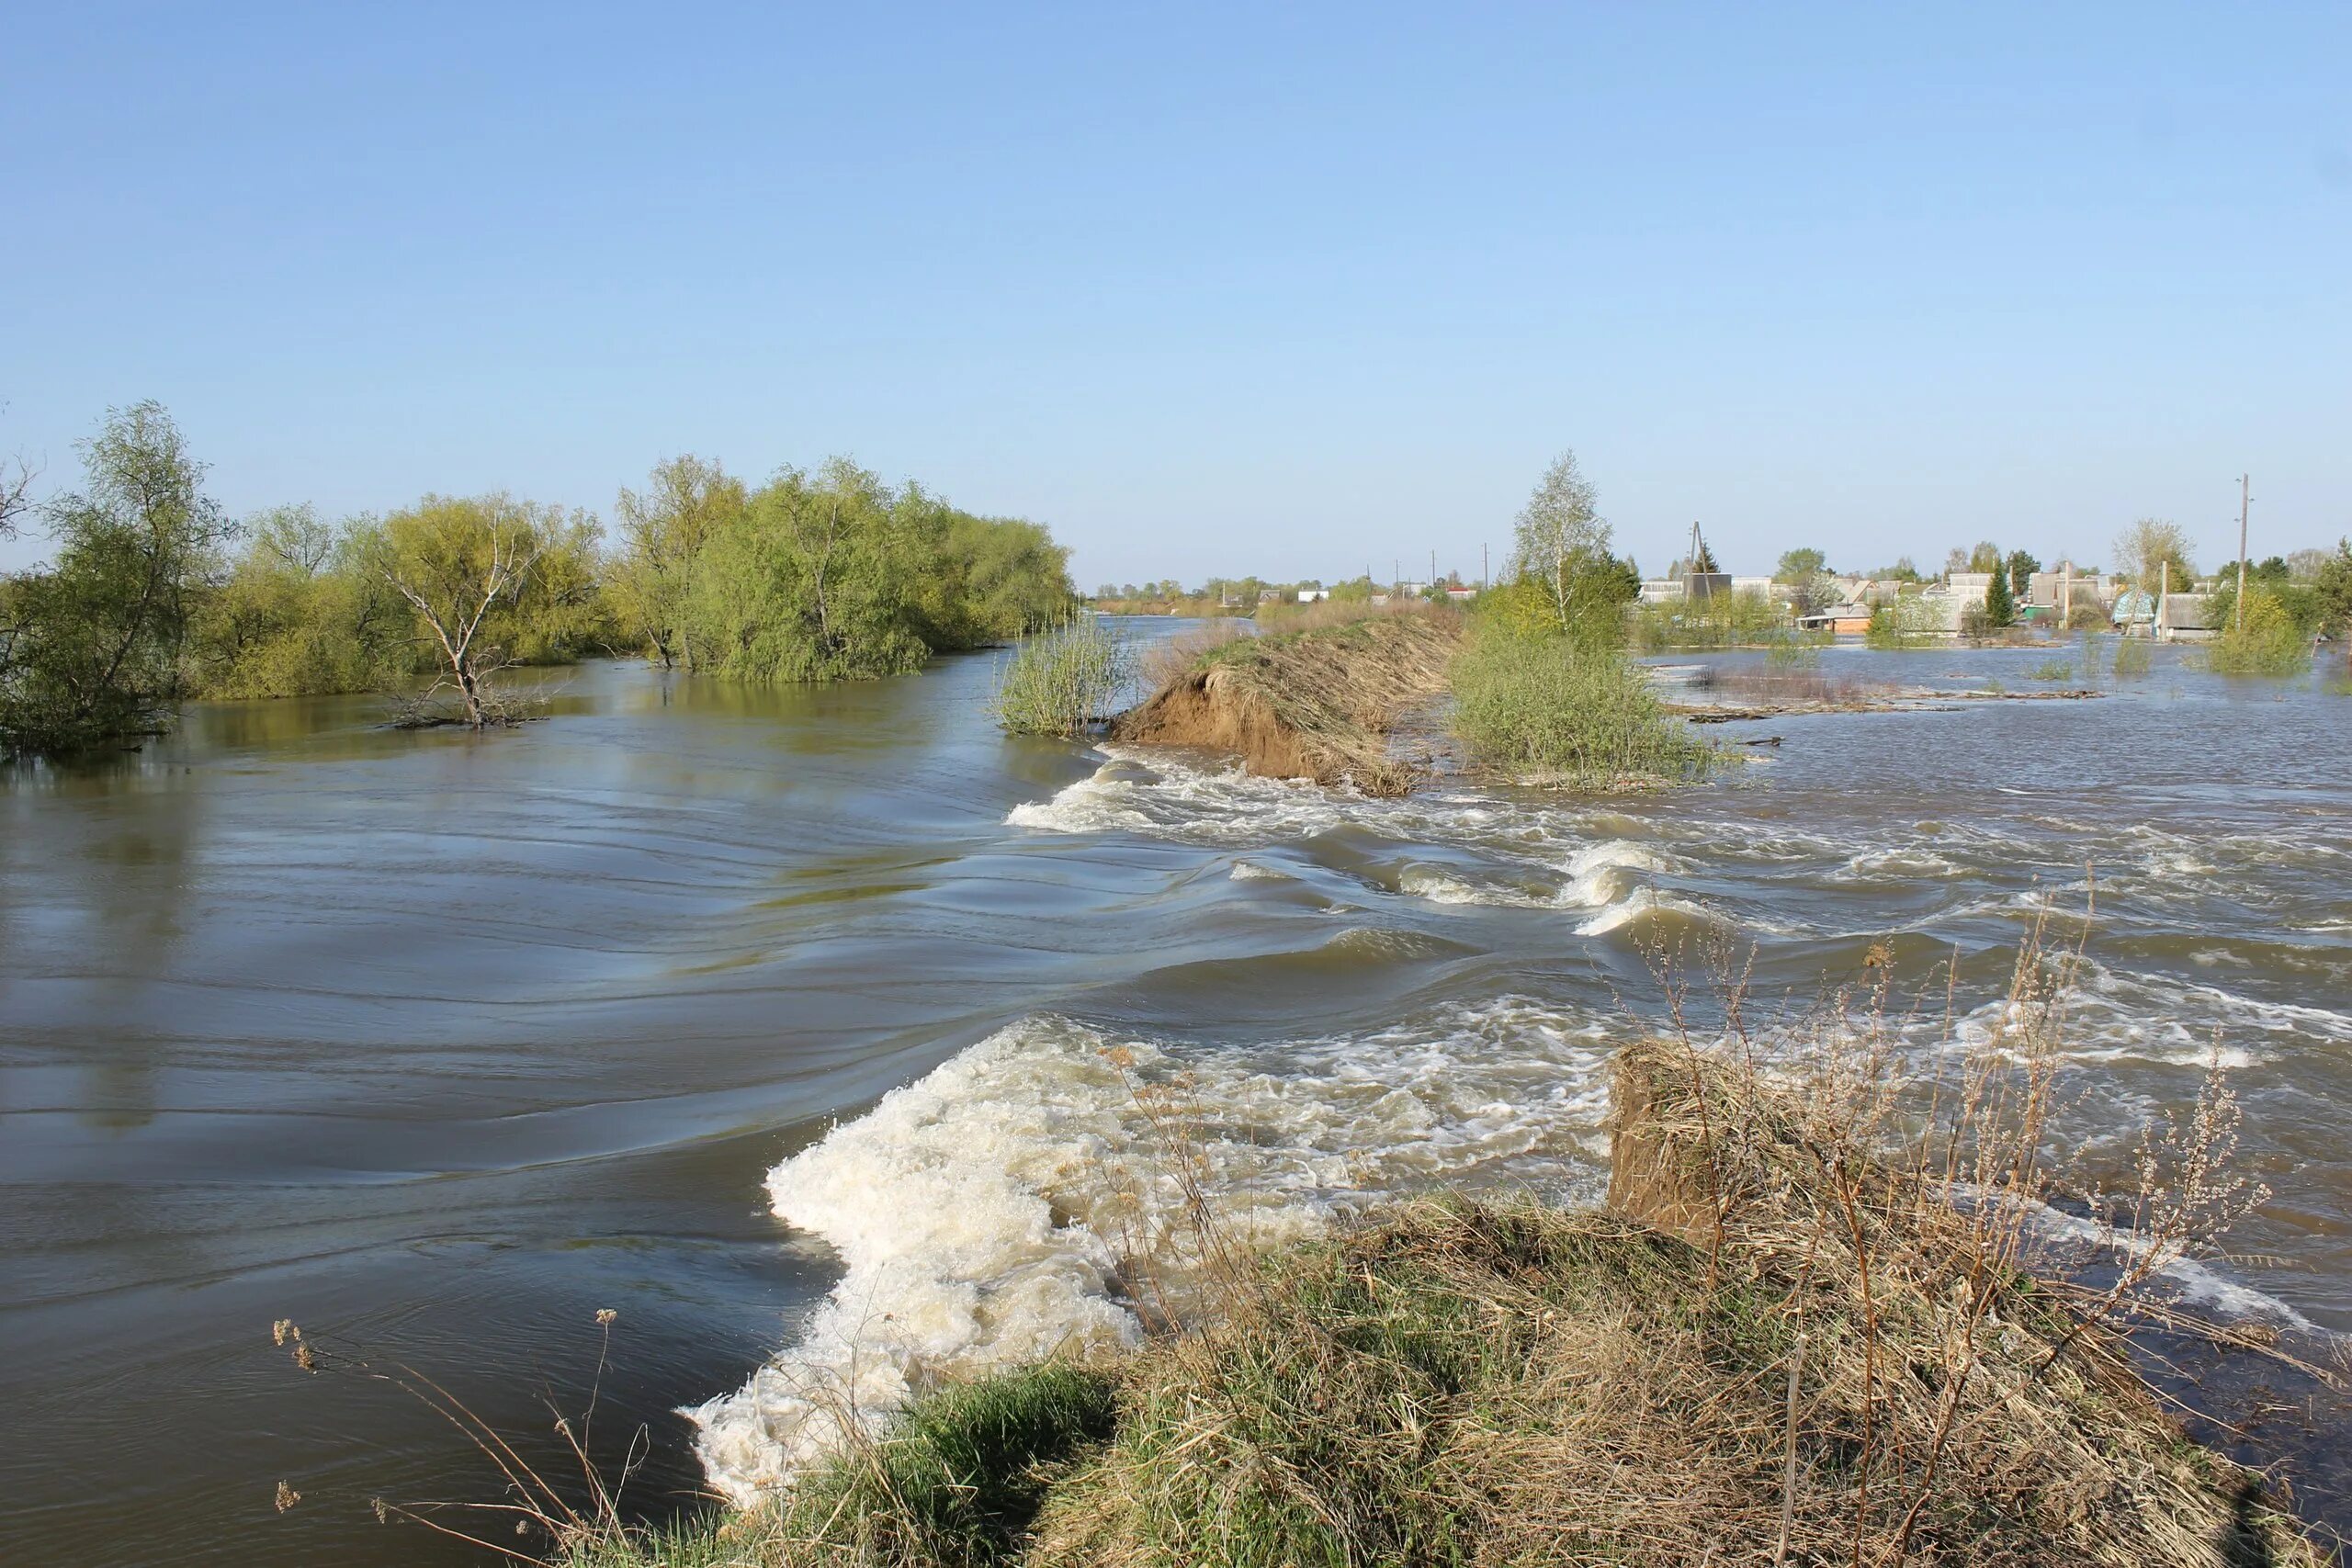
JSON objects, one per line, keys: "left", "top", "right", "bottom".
{"left": 684, "top": 459, "right": 936, "bottom": 682}
{"left": 2, "top": 402, "right": 232, "bottom": 756}
{"left": 1943, "top": 547, "right": 1969, "bottom": 576}
{"left": 1510, "top": 450, "right": 1612, "bottom": 635}
{"left": 368, "top": 494, "right": 595, "bottom": 728}
{"left": 2006, "top": 549, "right": 2040, "bottom": 604}
{"left": 190, "top": 505, "right": 410, "bottom": 698}
{"left": 1774, "top": 547, "right": 1827, "bottom": 581}
{"left": 2112, "top": 518, "right": 2198, "bottom": 593}
{"left": 606, "top": 456, "right": 749, "bottom": 670}
{"left": 1965, "top": 541, "right": 2002, "bottom": 574}
{"left": 0, "top": 453, "right": 30, "bottom": 541}
{"left": 1775, "top": 548, "right": 1835, "bottom": 617}
{"left": 2308, "top": 540, "right": 2352, "bottom": 658}
{"left": 2207, "top": 585, "right": 2311, "bottom": 675}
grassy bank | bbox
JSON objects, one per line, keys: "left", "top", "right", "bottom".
{"left": 556, "top": 1029, "right": 2319, "bottom": 1568}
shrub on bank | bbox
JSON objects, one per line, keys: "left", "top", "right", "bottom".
{"left": 1450, "top": 626, "right": 1716, "bottom": 788}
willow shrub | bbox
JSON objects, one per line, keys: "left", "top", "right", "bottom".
{"left": 2205, "top": 585, "right": 2312, "bottom": 676}
{"left": 1450, "top": 626, "right": 1715, "bottom": 789}
{"left": 1630, "top": 586, "right": 1781, "bottom": 651}
{"left": 989, "top": 616, "right": 1131, "bottom": 738}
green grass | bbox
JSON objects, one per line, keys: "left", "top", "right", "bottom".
{"left": 560, "top": 1363, "right": 1116, "bottom": 1568}
{"left": 1449, "top": 627, "right": 1717, "bottom": 789}
{"left": 2028, "top": 659, "right": 2075, "bottom": 682}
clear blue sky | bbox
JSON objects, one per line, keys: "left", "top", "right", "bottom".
{"left": 5, "top": 2, "right": 2346, "bottom": 585}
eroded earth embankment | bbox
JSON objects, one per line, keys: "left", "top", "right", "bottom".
{"left": 1110, "top": 610, "right": 1463, "bottom": 795}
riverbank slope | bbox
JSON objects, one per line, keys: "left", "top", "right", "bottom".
{"left": 565, "top": 1039, "right": 2319, "bottom": 1568}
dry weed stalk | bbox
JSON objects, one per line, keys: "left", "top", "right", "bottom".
{"left": 267, "top": 1309, "right": 647, "bottom": 1562}
{"left": 1619, "top": 897, "right": 2307, "bottom": 1566}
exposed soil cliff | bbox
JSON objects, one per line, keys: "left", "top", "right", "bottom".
{"left": 1110, "top": 609, "right": 1463, "bottom": 795}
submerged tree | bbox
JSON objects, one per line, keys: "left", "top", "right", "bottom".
{"left": 1, "top": 401, "right": 232, "bottom": 757}
{"left": 368, "top": 495, "right": 593, "bottom": 728}
{"left": 606, "top": 455, "right": 748, "bottom": 671}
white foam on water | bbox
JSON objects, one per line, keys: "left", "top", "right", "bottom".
{"left": 1573, "top": 886, "right": 1736, "bottom": 936}
{"left": 2015, "top": 1200, "right": 2320, "bottom": 1332}
{"left": 1005, "top": 749, "right": 1373, "bottom": 844}
{"left": 1227, "top": 860, "right": 1290, "bottom": 881}
{"left": 688, "top": 1000, "right": 1613, "bottom": 1504}
{"left": 1012, "top": 750, "right": 1694, "bottom": 916}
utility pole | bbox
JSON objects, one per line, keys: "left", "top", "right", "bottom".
{"left": 1481, "top": 542, "right": 1488, "bottom": 589}
{"left": 2236, "top": 473, "right": 2251, "bottom": 632}
{"left": 1430, "top": 549, "right": 1437, "bottom": 591}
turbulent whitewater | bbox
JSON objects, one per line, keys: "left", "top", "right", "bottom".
{"left": 686, "top": 998, "right": 1612, "bottom": 1504}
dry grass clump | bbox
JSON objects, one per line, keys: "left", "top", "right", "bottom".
{"left": 1113, "top": 605, "right": 1462, "bottom": 795}
{"left": 1686, "top": 661, "right": 1886, "bottom": 708}
{"left": 1027, "top": 1024, "right": 2316, "bottom": 1567}
{"left": 1136, "top": 619, "right": 1252, "bottom": 691}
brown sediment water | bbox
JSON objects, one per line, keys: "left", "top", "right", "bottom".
{"left": 4, "top": 627, "right": 2351, "bottom": 1563}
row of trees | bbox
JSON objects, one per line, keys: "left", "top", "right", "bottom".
{"left": 1, "top": 404, "right": 1077, "bottom": 759}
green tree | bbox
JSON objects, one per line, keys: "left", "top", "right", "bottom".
{"left": 1510, "top": 450, "right": 1612, "bottom": 634}
{"left": 2006, "top": 549, "right": 2040, "bottom": 604}
{"left": 2308, "top": 540, "right": 2352, "bottom": 660}
{"left": 1967, "top": 541, "right": 2002, "bottom": 574}
{"left": 1984, "top": 557, "right": 2017, "bottom": 627}
{"left": 1775, "top": 548, "right": 1834, "bottom": 617}
{"left": 685, "top": 459, "right": 934, "bottom": 682}
{"left": 2113, "top": 518, "right": 2198, "bottom": 594}
{"left": 368, "top": 494, "right": 594, "bottom": 728}
{"left": 607, "top": 455, "right": 748, "bottom": 670}
{"left": 2, "top": 402, "right": 232, "bottom": 756}
{"left": 189, "top": 505, "right": 411, "bottom": 698}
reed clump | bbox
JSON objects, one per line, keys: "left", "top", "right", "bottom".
{"left": 989, "top": 617, "right": 1133, "bottom": 738}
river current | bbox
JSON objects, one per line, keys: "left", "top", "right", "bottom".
{"left": 3, "top": 624, "right": 2347, "bottom": 1563}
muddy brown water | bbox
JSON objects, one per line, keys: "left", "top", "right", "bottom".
{"left": 3, "top": 626, "right": 2348, "bottom": 1563}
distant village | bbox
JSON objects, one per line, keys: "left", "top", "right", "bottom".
{"left": 1089, "top": 533, "right": 2302, "bottom": 643}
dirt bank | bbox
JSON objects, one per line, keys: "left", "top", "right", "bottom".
{"left": 1111, "top": 609, "right": 1462, "bottom": 795}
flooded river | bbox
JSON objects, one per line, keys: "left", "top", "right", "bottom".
{"left": 4, "top": 627, "right": 2348, "bottom": 1563}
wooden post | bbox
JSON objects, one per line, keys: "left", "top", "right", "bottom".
{"left": 2236, "top": 473, "right": 2250, "bottom": 632}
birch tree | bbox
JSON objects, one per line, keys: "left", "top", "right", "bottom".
{"left": 1510, "top": 450, "right": 1611, "bottom": 634}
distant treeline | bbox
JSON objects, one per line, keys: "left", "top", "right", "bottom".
{"left": 0, "top": 403, "right": 1076, "bottom": 758}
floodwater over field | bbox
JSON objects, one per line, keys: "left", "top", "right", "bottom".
{"left": 4, "top": 626, "right": 2349, "bottom": 1563}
